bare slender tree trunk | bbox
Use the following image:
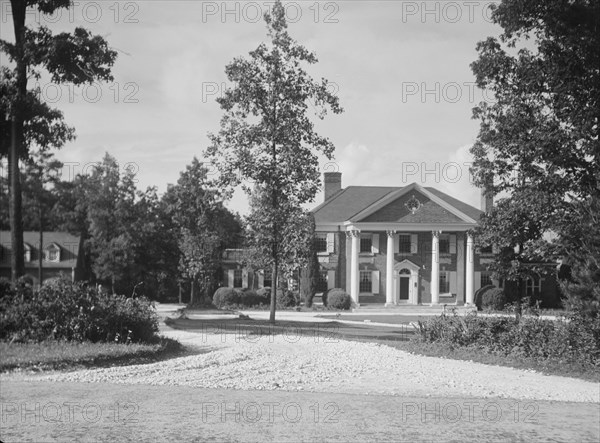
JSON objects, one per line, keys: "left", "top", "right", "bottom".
{"left": 38, "top": 209, "right": 43, "bottom": 287}
{"left": 9, "top": 117, "right": 24, "bottom": 281}
{"left": 270, "top": 248, "right": 278, "bottom": 323}
{"left": 9, "top": 0, "right": 27, "bottom": 281}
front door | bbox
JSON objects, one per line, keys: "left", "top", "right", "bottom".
{"left": 399, "top": 277, "right": 410, "bottom": 301}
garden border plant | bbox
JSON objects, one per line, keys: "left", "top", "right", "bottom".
{"left": 0, "top": 277, "right": 160, "bottom": 344}
{"left": 414, "top": 308, "right": 600, "bottom": 371}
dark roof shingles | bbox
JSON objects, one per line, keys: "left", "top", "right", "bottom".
{"left": 313, "top": 185, "right": 482, "bottom": 223}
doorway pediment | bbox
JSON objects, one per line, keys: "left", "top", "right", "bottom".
{"left": 394, "top": 259, "right": 420, "bottom": 272}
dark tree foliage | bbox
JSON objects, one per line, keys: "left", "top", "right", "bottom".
{"left": 470, "top": 0, "right": 600, "bottom": 315}
{"left": 163, "top": 158, "right": 243, "bottom": 304}
{"left": 0, "top": 0, "right": 117, "bottom": 280}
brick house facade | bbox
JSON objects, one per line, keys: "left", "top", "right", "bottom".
{"left": 219, "top": 172, "right": 561, "bottom": 307}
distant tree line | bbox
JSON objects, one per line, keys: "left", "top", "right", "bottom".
{"left": 1, "top": 152, "right": 243, "bottom": 302}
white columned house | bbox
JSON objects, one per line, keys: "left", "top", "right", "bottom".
{"left": 312, "top": 176, "right": 484, "bottom": 307}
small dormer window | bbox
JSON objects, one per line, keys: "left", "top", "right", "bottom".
{"left": 44, "top": 243, "right": 61, "bottom": 262}
{"left": 23, "top": 243, "right": 32, "bottom": 262}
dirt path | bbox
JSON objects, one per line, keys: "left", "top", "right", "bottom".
{"left": 1, "top": 381, "right": 599, "bottom": 442}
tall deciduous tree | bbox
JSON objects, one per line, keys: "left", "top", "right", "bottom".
{"left": 206, "top": 1, "right": 342, "bottom": 323}
{"left": 0, "top": 0, "right": 117, "bottom": 280}
{"left": 469, "top": 0, "right": 599, "bottom": 313}
{"left": 163, "top": 158, "right": 242, "bottom": 304}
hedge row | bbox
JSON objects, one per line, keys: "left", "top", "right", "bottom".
{"left": 416, "top": 311, "right": 600, "bottom": 368}
{"left": 0, "top": 277, "right": 159, "bottom": 344}
{"left": 212, "top": 287, "right": 300, "bottom": 309}
{"left": 212, "top": 286, "right": 353, "bottom": 310}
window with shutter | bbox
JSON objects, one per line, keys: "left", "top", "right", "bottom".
{"left": 439, "top": 271, "right": 450, "bottom": 293}
{"left": 360, "top": 235, "right": 372, "bottom": 253}
{"left": 399, "top": 234, "right": 411, "bottom": 253}
{"left": 233, "top": 269, "right": 243, "bottom": 288}
{"left": 359, "top": 271, "right": 372, "bottom": 292}
{"left": 315, "top": 234, "right": 327, "bottom": 253}
{"left": 439, "top": 234, "right": 450, "bottom": 254}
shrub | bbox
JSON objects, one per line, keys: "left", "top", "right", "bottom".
{"left": 0, "top": 279, "right": 159, "bottom": 343}
{"left": 322, "top": 287, "right": 344, "bottom": 307}
{"left": 481, "top": 288, "right": 507, "bottom": 311}
{"left": 474, "top": 285, "right": 494, "bottom": 310}
{"left": 256, "top": 287, "right": 272, "bottom": 305}
{"left": 327, "top": 290, "right": 352, "bottom": 310}
{"left": 238, "top": 288, "right": 266, "bottom": 307}
{"left": 0, "top": 277, "right": 14, "bottom": 298}
{"left": 212, "top": 287, "right": 239, "bottom": 309}
{"left": 276, "top": 289, "right": 298, "bottom": 308}
{"left": 415, "top": 311, "right": 600, "bottom": 368}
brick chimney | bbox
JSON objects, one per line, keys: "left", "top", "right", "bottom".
{"left": 480, "top": 175, "right": 493, "bottom": 213}
{"left": 324, "top": 172, "right": 342, "bottom": 201}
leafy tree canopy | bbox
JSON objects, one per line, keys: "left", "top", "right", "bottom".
{"left": 205, "top": 0, "right": 342, "bottom": 321}
{"left": 470, "top": 0, "right": 599, "bottom": 312}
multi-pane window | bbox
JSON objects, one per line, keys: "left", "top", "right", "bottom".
{"left": 439, "top": 235, "right": 450, "bottom": 254}
{"left": 481, "top": 271, "right": 493, "bottom": 287}
{"left": 263, "top": 273, "right": 272, "bottom": 288}
{"left": 315, "top": 234, "right": 328, "bottom": 253}
{"left": 316, "top": 270, "right": 328, "bottom": 293}
{"left": 399, "top": 234, "right": 411, "bottom": 253}
{"left": 439, "top": 271, "right": 450, "bottom": 293}
{"left": 526, "top": 275, "right": 542, "bottom": 296}
{"left": 359, "top": 271, "right": 372, "bottom": 292}
{"left": 360, "top": 235, "right": 372, "bottom": 253}
{"left": 233, "top": 269, "right": 243, "bottom": 288}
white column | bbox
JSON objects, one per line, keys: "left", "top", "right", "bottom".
{"left": 385, "top": 230, "right": 395, "bottom": 306}
{"left": 466, "top": 233, "right": 475, "bottom": 305}
{"left": 431, "top": 231, "right": 440, "bottom": 304}
{"left": 349, "top": 230, "right": 360, "bottom": 306}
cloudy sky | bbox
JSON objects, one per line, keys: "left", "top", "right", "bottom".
{"left": 0, "top": 0, "right": 501, "bottom": 214}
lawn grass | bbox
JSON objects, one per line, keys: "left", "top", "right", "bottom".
{"left": 355, "top": 339, "right": 600, "bottom": 383}
{"left": 0, "top": 337, "right": 185, "bottom": 373}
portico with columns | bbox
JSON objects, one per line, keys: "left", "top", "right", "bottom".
{"left": 344, "top": 226, "right": 476, "bottom": 306}
{"left": 313, "top": 176, "right": 485, "bottom": 307}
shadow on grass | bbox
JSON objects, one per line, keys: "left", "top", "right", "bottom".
{"left": 164, "top": 317, "right": 417, "bottom": 343}
{"left": 0, "top": 337, "right": 210, "bottom": 373}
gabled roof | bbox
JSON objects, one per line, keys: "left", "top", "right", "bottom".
{"left": 312, "top": 183, "right": 482, "bottom": 225}
{"left": 0, "top": 231, "right": 82, "bottom": 268}
{"left": 312, "top": 186, "right": 398, "bottom": 223}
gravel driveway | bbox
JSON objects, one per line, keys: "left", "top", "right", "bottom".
{"left": 17, "top": 327, "right": 599, "bottom": 404}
